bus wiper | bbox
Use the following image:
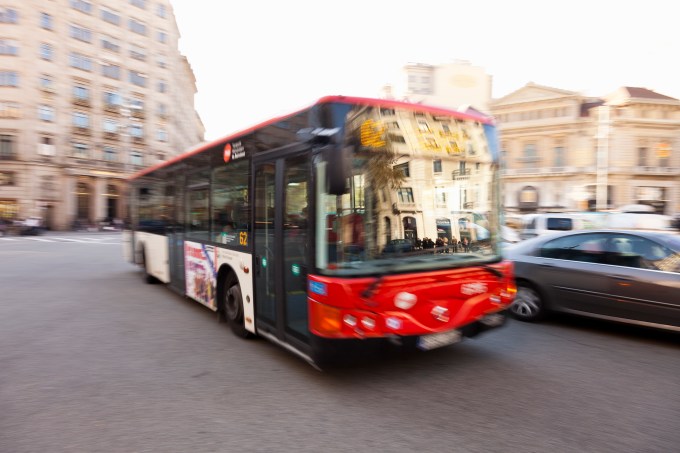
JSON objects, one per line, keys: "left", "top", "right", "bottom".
{"left": 361, "top": 275, "right": 384, "bottom": 300}
{"left": 480, "top": 265, "right": 503, "bottom": 278}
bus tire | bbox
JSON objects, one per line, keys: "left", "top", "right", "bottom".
{"left": 224, "top": 281, "right": 252, "bottom": 339}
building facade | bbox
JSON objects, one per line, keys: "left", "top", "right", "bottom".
{"left": 491, "top": 83, "right": 680, "bottom": 215}
{"left": 0, "top": 0, "right": 204, "bottom": 230}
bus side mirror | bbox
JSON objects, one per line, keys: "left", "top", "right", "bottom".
{"left": 323, "top": 145, "right": 352, "bottom": 195}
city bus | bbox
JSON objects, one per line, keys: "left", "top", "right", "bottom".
{"left": 123, "top": 95, "right": 516, "bottom": 367}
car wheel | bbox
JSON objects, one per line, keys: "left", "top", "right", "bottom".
{"left": 510, "top": 282, "right": 545, "bottom": 322}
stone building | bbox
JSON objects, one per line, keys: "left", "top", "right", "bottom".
{"left": 491, "top": 83, "right": 680, "bottom": 215}
{"left": 0, "top": 0, "right": 204, "bottom": 230}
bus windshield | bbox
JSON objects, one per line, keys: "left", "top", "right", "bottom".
{"left": 316, "top": 107, "right": 501, "bottom": 276}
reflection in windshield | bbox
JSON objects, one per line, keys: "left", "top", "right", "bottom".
{"left": 316, "top": 105, "right": 502, "bottom": 275}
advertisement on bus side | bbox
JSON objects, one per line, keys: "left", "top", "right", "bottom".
{"left": 185, "top": 241, "right": 217, "bottom": 309}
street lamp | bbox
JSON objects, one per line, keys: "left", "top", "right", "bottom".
{"left": 595, "top": 105, "right": 610, "bottom": 211}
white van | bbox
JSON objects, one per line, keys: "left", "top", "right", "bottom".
{"left": 519, "top": 213, "right": 584, "bottom": 240}
{"left": 519, "top": 211, "right": 673, "bottom": 240}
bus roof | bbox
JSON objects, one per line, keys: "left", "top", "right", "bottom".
{"left": 129, "top": 95, "right": 494, "bottom": 181}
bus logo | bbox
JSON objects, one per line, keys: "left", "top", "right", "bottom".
{"left": 223, "top": 143, "right": 232, "bottom": 162}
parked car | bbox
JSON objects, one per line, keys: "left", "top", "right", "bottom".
{"left": 504, "top": 229, "right": 680, "bottom": 331}
{"left": 382, "top": 239, "right": 414, "bottom": 254}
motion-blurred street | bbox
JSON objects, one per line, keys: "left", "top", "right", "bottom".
{"left": 1, "top": 232, "right": 678, "bottom": 453}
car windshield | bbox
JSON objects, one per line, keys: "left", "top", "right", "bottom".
{"left": 314, "top": 105, "right": 502, "bottom": 276}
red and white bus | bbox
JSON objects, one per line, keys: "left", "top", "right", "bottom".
{"left": 123, "top": 96, "right": 515, "bottom": 367}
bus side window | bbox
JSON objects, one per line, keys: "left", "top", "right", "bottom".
{"left": 212, "top": 160, "right": 251, "bottom": 245}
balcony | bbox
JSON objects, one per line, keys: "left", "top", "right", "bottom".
{"left": 72, "top": 98, "right": 91, "bottom": 108}
{"left": 103, "top": 104, "right": 120, "bottom": 114}
{"left": 72, "top": 126, "right": 91, "bottom": 136}
{"left": 132, "top": 136, "right": 145, "bottom": 144}
{"left": 635, "top": 166, "right": 680, "bottom": 175}
{"left": 452, "top": 169, "right": 471, "bottom": 180}
{"left": 103, "top": 131, "right": 119, "bottom": 141}
{"left": 131, "top": 109, "right": 145, "bottom": 119}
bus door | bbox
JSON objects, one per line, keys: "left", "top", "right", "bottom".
{"left": 253, "top": 151, "right": 311, "bottom": 351}
{"left": 168, "top": 175, "right": 186, "bottom": 293}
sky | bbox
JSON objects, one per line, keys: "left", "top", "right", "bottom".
{"left": 170, "top": 0, "right": 680, "bottom": 141}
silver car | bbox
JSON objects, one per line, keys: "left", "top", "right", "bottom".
{"left": 504, "top": 229, "right": 680, "bottom": 332}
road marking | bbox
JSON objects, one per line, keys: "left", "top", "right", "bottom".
{"left": 23, "top": 237, "right": 55, "bottom": 242}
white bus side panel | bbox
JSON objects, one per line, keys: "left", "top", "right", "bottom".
{"left": 122, "top": 230, "right": 133, "bottom": 262}
{"left": 135, "top": 232, "right": 170, "bottom": 283}
{"left": 215, "top": 247, "right": 255, "bottom": 334}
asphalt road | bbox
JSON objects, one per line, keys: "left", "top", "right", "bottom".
{"left": 1, "top": 232, "right": 678, "bottom": 453}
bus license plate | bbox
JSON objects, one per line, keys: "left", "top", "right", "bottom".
{"left": 417, "top": 329, "right": 462, "bottom": 351}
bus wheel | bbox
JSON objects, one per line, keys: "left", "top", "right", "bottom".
{"left": 224, "top": 282, "right": 252, "bottom": 338}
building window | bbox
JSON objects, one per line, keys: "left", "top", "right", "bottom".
{"left": 69, "top": 24, "right": 92, "bottom": 42}
{"left": 38, "top": 105, "right": 55, "bottom": 121}
{"left": 157, "top": 103, "right": 167, "bottom": 117}
{"left": 103, "top": 146, "right": 117, "bottom": 161}
{"left": 130, "top": 44, "right": 146, "bottom": 61}
{"left": 395, "top": 162, "right": 410, "bottom": 178}
{"left": 0, "top": 135, "right": 16, "bottom": 160}
{"left": 39, "top": 42, "right": 52, "bottom": 60}
{"left": 157, "top": 128, "right": 168, "bottom": 142}
{"left": 157, "top": 3, "right": 166, "bottom": 18}
{"left": 523, "top": 144, "right": 538, "bottom": 165}
{"left": 157, "top": 30, "right": 167, "bottom": 43}
{"left": 101, "top": 35, "right": 120, "bottom": 52}
{"left": 0, "top": 8, "right": 19, "bottom": 23}
{"left": 157, "top": 80, "right": 166, "bottom": 93}
{"left": 39, "top": 74, "right": 53, "bottom": 91}
{"left": 433, "top": 159, "right": 442, "bottom": 173}
{"left": 129, "top": 70, "right": 146, "bottom": 87}
{"left": 157, "top": 55, "right": 166, "bottom": 68}
{"left": 554, "top": 146, "right": 565, "bottom": 167}
{"left": 40, "top": 12, "right": 53, "bottom": 30}
{"left": 103, "top": 118, "right": 118, "bottom": 133}
{"left": 71, "top": 0, "right": 93, "bottom": 14}
{"left": 101, "top": 8, "right": 120, "bottom": 25}
{"left": 417, "top": 120, "right": 431, "bottom": 132}
{"left": 397, "top": 188, "right": 415, "bottom": 204}
{"left": 0, "top": 39, "right": 18, "bottom": 55}
{"left": 73, "top": 85, "right": 89, "bottom": 101}
{"left": 72, "top": 142, "right": 89, "bottom": 158}
{"left": 0, "top": 71, "right": 19, "bottom": 86}
{"left": 73, "top": 112, "right": 89, "bottom": 128}
{"left": 103, "top": 90, "right": 122, "bottom": 107}
{"left": 130, "top": 0, "right": 146, "bottom": 8}
{"left": 130, "top": 150, "right": 143, "bottom": 166}
{"left": 637, "top": 147, "right": 648, "bottom": 166}
{"left": 129, "top": 98, "right": 144, "bottom": 111}
{"left": 129, "top": 18, "right": 147, "bottom": 35}
{"left": 129, "top": 124, "right": 144, "bottom": 138}
{"left": 435, "top": 186, "right": 447, "bottom": 207}
{"left": 101, "top": 62, "right": 120, "bottom": 79}
{"left": 69, "top": 52, "right": 92, "bottom": 71}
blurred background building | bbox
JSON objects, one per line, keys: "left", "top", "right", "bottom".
{"left": 382, "top": 61, "right": 680, "bottom": 216}
{"left": 0, "top": 0, "right": 204, "bottom": 230}
{"left": 491, "top": 84, "right": 680, "bottom": 215}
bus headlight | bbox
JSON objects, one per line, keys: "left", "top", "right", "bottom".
{"left": 394, "top": 292, "right": 417, "bottom": 310}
